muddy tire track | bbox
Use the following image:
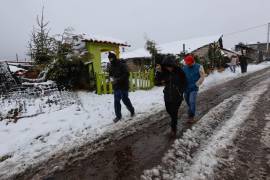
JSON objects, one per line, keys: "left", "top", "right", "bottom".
{"left": 213, "top": 84, "right": 270, "bottom": 180}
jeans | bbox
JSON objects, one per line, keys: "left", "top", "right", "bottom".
{"left": 114, "top": 90, "right": 134, "bottom": 119}
{"left": 230, "top": 65, "right": 236, "bottom": 73}
{"left": 165, "top": 101, "right": 182, "bottom": 131}
{"left": 184, "top": 91, "right": 198, "bottom": 118}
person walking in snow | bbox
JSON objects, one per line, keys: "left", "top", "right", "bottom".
{"left": 239, "top": 51, "right": 248, "bottom": 73}
{"left": 156, "top": 56, "right": 186, "bottom": 138}
{"left": 183, "top": 55, "right": 205, "bottom": 124}
{"left": 108, "top": 51, "right": 135, "bottom": 123}
{"left": 229, "top": 55, "right": 238, "bottom": 73}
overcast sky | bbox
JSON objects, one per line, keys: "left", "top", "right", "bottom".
{"left": 1, "top": 0, "right": 270, "bottom": 60}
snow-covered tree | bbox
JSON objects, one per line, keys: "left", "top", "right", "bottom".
{"left": 46, "top": 29, "right": 92, "bottom": 90}
{"left": 28, "top": 7, "right": 55, "bottom": 65}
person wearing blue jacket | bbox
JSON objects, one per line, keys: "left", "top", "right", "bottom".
{"left": 183, "top": 55, "right": 205, "bottom": 124}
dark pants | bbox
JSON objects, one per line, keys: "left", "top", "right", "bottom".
{"left": 114, "top": 90, "right": 134, "bottom": 119}
{"left": 230, "top": 65, "right": 236, "bottom": 73}
{"left": 165, "top": 101, "right": 182, "bottom": 131}
{"left": 184, "top": 91, "right": 198, "bottom": 118}
{"left": 240, "top": 65, "right": 247, "bottom": 73}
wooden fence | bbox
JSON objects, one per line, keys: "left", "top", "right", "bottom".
{"left": 96, "top": 69, "right": 154, "bottom": 95}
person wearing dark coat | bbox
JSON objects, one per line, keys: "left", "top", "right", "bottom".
{"left": 108, "top": 52, "right": 135, "bottom": 123}
{"left": 156, "top": 56, "right": 186, "bottom": 138}
{"left": 239, "top": 54, "right": 248, "bottom": 73}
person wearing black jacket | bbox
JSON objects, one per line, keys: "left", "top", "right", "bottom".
{"left": 108, "top": 52, "right": 135, "bottom": 123}
{"left": 156, "top": 56, "right": 186, "bottom": 138}
{"left": 239, "top": 54, "right": 248, "bottom": 73}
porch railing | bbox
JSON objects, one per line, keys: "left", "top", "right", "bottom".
{"left": 96, "top": 69, "right": 154, "bottom": 95}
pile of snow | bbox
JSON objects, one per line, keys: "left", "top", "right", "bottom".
{"left": 0, "top": 62, "right": 270, "bottom": 178}
{"left": 121, "top": 35, "right": 221, "bottom": 59}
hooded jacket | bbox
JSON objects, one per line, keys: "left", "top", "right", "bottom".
{"left": 108, "top": 59, "right": 130, "bottom": 91}
{"left": 156, "top": 57, "right": 186, "bottom": 103}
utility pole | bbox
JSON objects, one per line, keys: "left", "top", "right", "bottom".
{"left": 16, "top": 53, "right": 19, "bottom": 62}
{"left": 267, "top": 22, "right": 270, "bottom": 56}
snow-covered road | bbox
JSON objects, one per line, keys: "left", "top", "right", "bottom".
{"left": 142, "top": 77, "right": 270, "bottom": 180}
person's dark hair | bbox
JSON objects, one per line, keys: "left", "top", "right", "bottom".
{"left": 108, "top": 51, "right": 117, "bottom": 60}
{"left": 161, "top": 55, "right": 177, "bottom": 67}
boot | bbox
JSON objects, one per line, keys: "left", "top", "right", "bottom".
{"left": 170, "top": 129, "right": 177, "bottom": 139}
{"left": 113, "top": 117, "right": 121, "bottom": 123}
{"left": 131, "top": 110, "right": 135, "bottom": 117}
{"left": 187, "top": 117, "right": 198, "bottom": 124}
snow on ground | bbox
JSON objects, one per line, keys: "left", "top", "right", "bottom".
{"left": 0, "top": 62, "right": 270, "bottom": 177}
{"left": 0, "top": 87, "right": 164, "bottom": 178}
{"left": 142, "top": 76, "right": 270, "bottom": 180}
{"left": 201, "top": 61, "right": 270, "bottom": 91}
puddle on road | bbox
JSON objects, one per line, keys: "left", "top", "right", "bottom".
{"left": 50, "top": 120, "right": 179, "bottom": 180}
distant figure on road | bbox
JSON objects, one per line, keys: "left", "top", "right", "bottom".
{"left": 230, "top": 55, "right": 238, "bottom": 73}
{"left": 239, "top": 55, "right": 248, "bottom": 73}
{"left": 108, "top": 51, "right": 135, "bottom": 123}
{"left": 239, "top": 53, "right": 248, "bottom": 73}
{"left": 156, "top": 56, "right": 186, "bottom": 138}
{"left": 183, "top": 55, "right": 205, "bottom": 124}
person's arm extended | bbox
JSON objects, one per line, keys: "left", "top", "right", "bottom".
{"left": 196, "top": 65, "right": 205, "bottom": 87}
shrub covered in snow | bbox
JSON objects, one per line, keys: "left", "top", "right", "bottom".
{"left": 46, "top": 58, "right": 91, "bottom": 90}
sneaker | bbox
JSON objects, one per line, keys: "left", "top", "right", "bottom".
{"left": 113, "top": 117, "right": 121, "bottom": 123}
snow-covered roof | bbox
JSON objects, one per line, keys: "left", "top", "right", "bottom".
{"left": 121, "top": 48, "right": 151, "bottom": 59}
{"left": 80, "top": 33, "right": 129, "bottom": 46}
{"left": 121, "top": 35, "right": 222, "bottom": 59}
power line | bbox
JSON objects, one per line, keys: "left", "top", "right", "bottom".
{"left": 223, "top": 23, "right": 268, "bottom": 36}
